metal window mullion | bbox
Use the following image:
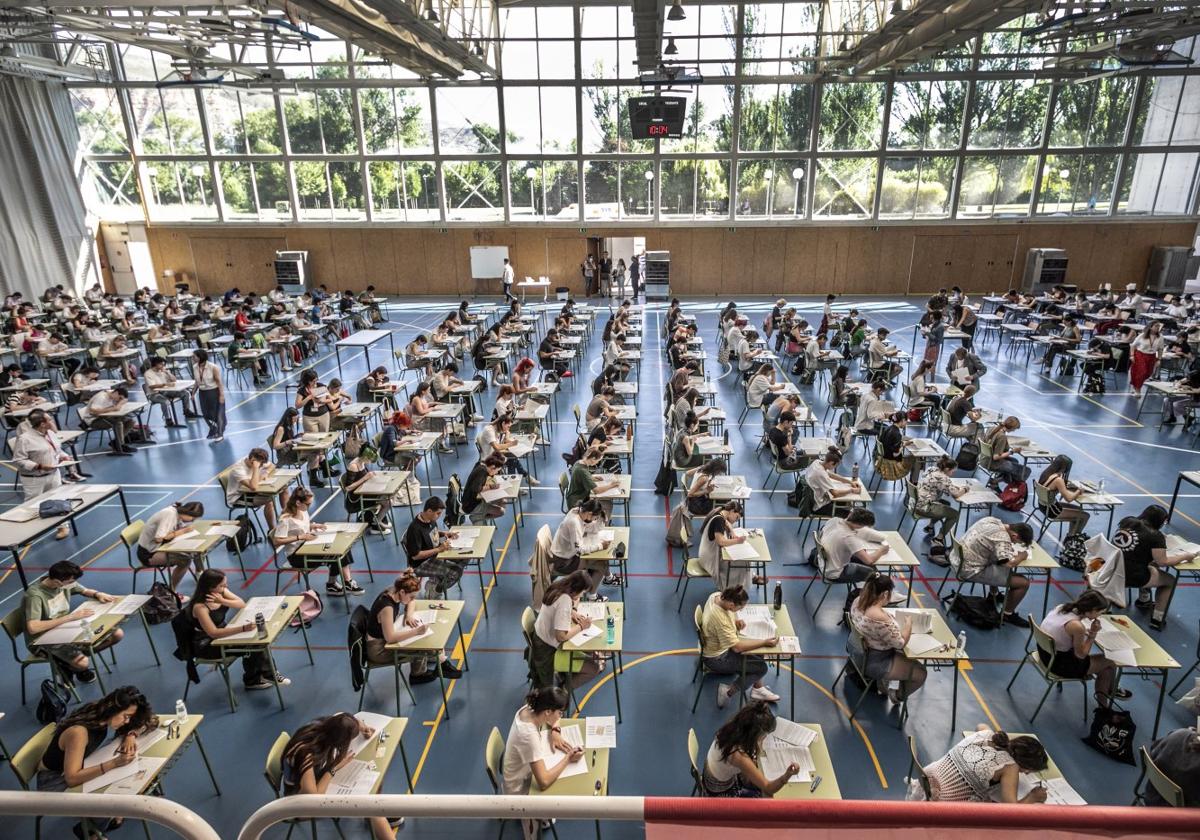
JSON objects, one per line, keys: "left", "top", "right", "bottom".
{"left": 804, "top": 82, "right": 819, "bottom": 219}
{"left": 1110, "top": 74, "right": 1147, "bottom": 217}
{"left": 871, "top": 79, "right": 893, "bottom": 220}
{"left": 271, "top": 52, "right": 300, "bottom": 223}
{"left": 497, "top": 73, "right": 511, "bottom": 222}
{"left": 192, "top": 87, "right": 225, "bottom": 222}
{"left": 1028, "top": 78, "right": 1059, "bottom": 216}
{"left": 429, "top": 83, "right": 447, "bottom": 224}
{"left": 729, "top": 5, "right": 744, "bottom": 221}
{"left": 574, "top": 7, "right": 585, "bottom": 222}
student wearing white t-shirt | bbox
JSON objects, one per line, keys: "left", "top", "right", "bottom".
{"left": 270, "top": 487, "right": 362, "bottom": 596}
{"left": 137, "top": 501, "right": 204, "bottom": 590}
{"left": 501, "top": 686, "right": 579, "bottom": 837}
{"left": 79, "top": 383, "right": 135, "bottom": 456}
{"left": 502, "top": 257, "right": 516, "bottom": 303}
{"left": 529, "top": 571, "right": 602, "bottom": 691}
{"left": 227, "top": 447, "right": 287, "bottom": 530}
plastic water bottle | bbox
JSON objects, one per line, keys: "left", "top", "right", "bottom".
{"left": 1098, "top": 478, "right": 1106, "bottom": 494}
{"left": 956, "top": 631, "right": 968, "bottom": 658}
{"left": 773, "top": 581, "right": 783, "bottom": 611}
{"left": 255, "top": 611, "right": 267, "bottom": 640}
{"left": 174, "top": 699, "right": 188, "bottom": 724}
{"left": 851, "top": 461, "right": 860, "bottom": 481}
{"left": 79, "top": 618, "right": 93, "bottom": 644}
{"left": 605, "top": 609, "right": 615, "bottom": 645}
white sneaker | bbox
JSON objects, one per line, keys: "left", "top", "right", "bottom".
{"left": 888, "top": 591, "right": 907, "bottom": 605}
{"left": 470, "top": 413, "right": 484, "bottom": 423}
{"left": 527, "top": 476, "right": 541, "bottom": 486}
{"left": 716, "top": 683, "right": 732, "bottom": 709}
{"left": 749, "top": 685, "right": 780, "bottom": 703}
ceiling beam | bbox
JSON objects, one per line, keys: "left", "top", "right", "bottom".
{"left": 631, "top": 0, "right": 664, "bottom": 73}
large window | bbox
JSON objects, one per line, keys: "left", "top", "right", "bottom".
{"left": 70, "top": 12, "right": 1200, "bottom": 223}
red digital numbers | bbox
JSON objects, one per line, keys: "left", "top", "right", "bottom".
{"left": 647, "top": 124, "right": 669, "bottom": 136}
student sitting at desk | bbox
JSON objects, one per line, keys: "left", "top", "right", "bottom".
{"left": 265, "top": 324, "right": 295, "bottom": 373}
{"left": 227, "top": 447, "right": 289, "bottom": 530}
{"left": 143, "top": 356, "right": 188, "bottom": 429}
{"left": 702, "top": 701, "right": 795, "bottom": 797}
{"left": 982, "top": 417, "right": 1027, "bottom": 489}
{"left": 921, "top": 725, "right": 1048, "bottom": 803}
{"left": 1036, "top": 455, "right": 1090, "bottom": 537}
{"left": 37, "top": 331, "right": 79, "bottom": 376}
{"left": 274, "top": 487, "right": 364, "bottom": 596}
{"left": 403, "top": 496, "right": 465, "bottom": 598}
{"left": 1161, "top": 369, "right": 1200, "bottom": 426}
{"left": 747, "top": 363, "right": 786, "bottom": 410}
{"left": 99, "top": 334, "right": 137, "bottom": 384}
{"left": 501, "top": 686, "right": 582, "bottom": 835}
{"left": 849, "top": 574, "right": 927, "bottom": 704}
{"left": 549, "top": 500, "right": 613, "bottom": 598}
{"left": 24, "top": 560, "right": 122, "bottom": 685}
{"left": 945, "top": 386, "right": 981, "bottom": 439}
{"left": 1041, "top": 590, "right": 1130, "bottom": 708}
{"left": 1143, "top": 727, "right": 1200, "bottom": 806}
{"left": 672, "top": 413, "right": 708, "bottom": 471}
{"left": 80, "top": 383, "right": 136, "bottom": 457}
{"left": 916, "top": 456, "right": 967, "bottom": 545}
{"left": 271, "top": 406, "right": 328, "bottom": 489}
{"left": 341, "top": 446, "right": 392, "bottom": 535}
{"left": 404, "top": 335, "right": 434, "bottom": 378}
{"left": 536, "top": 328, "right": 571, "bottom": 378}
{"left": 868, "top": 327, "right": 902, "bottom": 380}
{"left": 174, "top": 569, "right": 289, "bottom": 692}
{"left": 1117, "top": 505, "right": 1197, "bottom": 630}
{"left": 698, "top": 502, "right": 755, "bottom": 591}
{"left": 408, "top": 381, "right": 453, "bottom": 455}
{"left": 462, "top": 454, "right": 507, "bottom": 524}
{"left": 803, "top": 448, "right": 861, "bottom": 516}
{"left": 356, "top": 366, "right": 391, "bottom": 405}
{"left": 478, "top": 414, "right": 536, "bottom": 484}
{"left": 36, "top": 685, "right": 156, "bottom": 838}
{"left": 819, "top": 508, "right": 890, "bottom": 584}
{"left": 379, "top": 411, "right": 420, "bottom": 470}
{"left": 854, "top": 379, "right": 889, "bottom": 433}
{"left": 908, "top": 360, "right": 939, "bottom": 412}
{"left": 138, "top": 501, "right": 205, "bottom": 591}
{"left": 363, "top": 568, "right": 462, "bottom": 687}
{"left": 766, "top": 411, "right": 803, "bottom": 470}
{"left": 280, "top": 714, "right": 402, "bottom": 840}
{"left": 958, "top": 517, "right": 1034, "bottom": 628}
{"left": 529, "top": 571, "right": 603, "bottom": 690}
{"left": 702, "top": 585, "right": 780, "bottom": 709}
{"left": 565, "top": 446, "right": 621, "bottom": 513}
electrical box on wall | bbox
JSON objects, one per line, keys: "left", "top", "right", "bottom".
{"left": 274, "top": 251, "right": 308, "bottom": 294}
{"left": 1145, "top": 246, "right": 1194, "bottom": 296}
{"left": 1021, "top": 248, "right": 1068, "bottom": 294}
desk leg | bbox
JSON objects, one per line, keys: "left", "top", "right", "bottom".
{"left": 299, "top": 609, "right": 314, "bottom": 665}
{"left": 1153, "top": 667, "right": 1167, "bottom": 739}
{"left": 139, "top": 608, "right": 161, "bottom": 665}
{"left": 1042, "top": 568, "right": 1052, "bottom": 616}
{"left": 951, "top": 662, "right": 960, "bottom": 734}
{"left": 10, "top": 547, "right": 28, "bottom": 589}
{"left": 790, "top": 655, "right": 796, "bottom": 720}
{"left": 399, "top": 740, "right": 413, "bottom": 793}
{"left": 392, "top": 652, "right": 403, "bottom": 716}
{"left": 477, "top": 560, "right": 489, "bottom": 619}
{"left": 1168, "top": 474, "right": 1185, "bottom": 523}
{"left": 118, "top": 488, "right": 131, "bottom": 524}
{"left": 335, "top": 346, "right": 343, "bottom": 379}
{"left": 456, "top": 615, "right": 470, "bottom": 671}
{"left": 613, "top": 651, "right": 623, "bottom": 724}
{"left": 193, "top": 731, "right": 222, "bottom": 796}
{"left": 265, "top": 646, "right": 286, "bottom": 711}
{"left": 436, "top": 658, "right": 450, "bottom": 720}
{"left": 906, "top": 567, "right": 916, "bottom": 608}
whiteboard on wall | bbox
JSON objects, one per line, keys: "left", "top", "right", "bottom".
{"left": 470, "top": 246, "right": 510, "bottom": 279}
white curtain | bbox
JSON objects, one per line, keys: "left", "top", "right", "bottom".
{"left": 0, "top": 76, "right": 94, "bottom": 298}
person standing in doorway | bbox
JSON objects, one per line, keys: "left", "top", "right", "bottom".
{"left": 599, "top": 251, "right": 613, "bottom": 297}
{"left": 502, "top": 257, "right": 516, "bottom": 303}
{"left": 582, "top": 255, "right": 597, "bottom": 297}
{"left": 630, "top": 252, "right": 641, "bottom": 298}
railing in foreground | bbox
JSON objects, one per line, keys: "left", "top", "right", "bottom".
{"left": 239, "top": 794, "right": 1200, "bottom": 840}
{"left": 0, "top": 791, "right": 220, "bottom": 840}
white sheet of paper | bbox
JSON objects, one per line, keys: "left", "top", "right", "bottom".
{"left": 905, "top": 633, "right": 945, "bottom": 656}
{"left": 1096, "top": 628, "right": 1140, "bottom": 651}
{"left": 889, "top": 609, "right": 933, "bottom": 634}
{"left": 208, "top": 524, "right": 241, "bottom": 538}
{"left": 84, "top": 727, "right": 169, "bottom": 769}
{"left": 738, "top": 606, "right": 772, "bottom": 621}
{"left": 390, "top": 626, "right": 435, "bottom": 647}
{"left": 1043, "top": 776, "right": 1088, "bottom": 806}
{"left": 572, "top": 624, "right": 604, "bottom": 645}
{"left": 959, "top": 491, "right": 998, "bottom": 505}
{"left": 349, "top": 711, "right": 393, "bottom": 754}
{"left": 308, "top": 533, "right": 336, "bottom": 545}
{"left": 585, "top": 716, "right": 617, "bottom": 749}
{"left": 108, "top": 594, "right": 150, "bottom": 616}
{"left": 327, "top": 760, "right": 379, "bottom": 796}
{"left": 167, "top": 537, "right": 206, "bottom": 551}
{"left": 596, "top": 529, "right": 615, "bottom": 542}
{"left": 740, "top": 619, "right": 777, "bottom": 640}
{"left": 480, "top": 487, "right": 510, "bottom": 503}
{"left": 102, "top": 757, "right": 166, "bottom": 795}
{"left": 538, "top": 725, "right": 588, "bottom": 778}
{"left": 760, "top": 745, "right": 814, "bottom": 784}
{"left": 1104, "top": 646, "right": 1139, "bottom": 667}
{"left": 777, "top": 635, "right": 801, "bottom": 653}
{"left": 82, "top": 756, "right": 165, "bottom": 793}
{"left": 765, "top": 719, "right": 818, "bottom": 750}
{"left": 724, "top": 542, "right": 759, "bottom": 561}
{"left": 575, "top": 603, "right": 607, "bottom": 621}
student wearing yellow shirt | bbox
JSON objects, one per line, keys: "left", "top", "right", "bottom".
{"left": 700, "top": 585, "right": 780, "bottom": 709}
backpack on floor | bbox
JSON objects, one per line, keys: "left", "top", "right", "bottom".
{"left": 999, "top": 481, "right": 1028, "bottom": 511}
{"left": 225, "top": 514, "right": 255, "bottom": 553}
{"left": 289, "top": 589, "right": 324, "bottom": 629}
{"left": 944, "top": 592, "right": 1002, "bottom": 629}
{"left": 1082, "top": 705, "right": 1136, "bottom": 765}
{"left": 142, "top": 582, "right": 181, "bottom": 625}
{"left": 955, "top": 442, "right": 980, "bottom": 472}
{"left": 36, "top": 679, "right": 71, "bottom": 724}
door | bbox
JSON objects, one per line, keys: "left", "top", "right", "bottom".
{"left": 969, "top": 234, "right": 1019, "bottom": 293}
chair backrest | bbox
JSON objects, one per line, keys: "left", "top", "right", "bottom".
{"left": 558, "top": 471, "right": 569, "bottom": 512}
{"left": 11, "top": 724, "right": 56, "bottom": 789}
{"left": 816, "top": 540, "right": 834, "bottom": 581}
{"left": 692, "top": 603, "right": 707, "bottom": 652}
{"left": 2, "top": 605, "right": 25, "bottom": 658}
{"left": 904, "top": 479, "right": 919, "bottom": 511}
{"left": 1028, "top": 618, "right": 1062, "bottom": 671}
{"left": 686, "top": 728, "right": 704, "bottom": 796}
{"left": 484, "top": 727, "right": 505, "bottom": 794}
{"left": 520, "top": 606, "right": 537, "bottom": 644}
{"left": 120, "top": 520, "right": 145, "bottom": 550}
{"left": 263, "top": 731, "right": 291, "bottom": 796}
{"left": 907, "top": 736, "right": 932, "bottom": 800}
{"left": 978, "top": 437, "right": 994, "bottom": 460}
{"left": 1033, "top": 481, "right": 1053, "bottom": 508}
{"left": 1141, "top": 745, "right": 1185, "bottom": 807}
{"left": 216, "top": 468, "right": 235, "bottom": 497}
{"left": 845, "top": 619, "right": 868, "bottom": 673}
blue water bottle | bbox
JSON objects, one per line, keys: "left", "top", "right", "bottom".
{"left": 605, "top": 608, "right": 615, "bottom": 645}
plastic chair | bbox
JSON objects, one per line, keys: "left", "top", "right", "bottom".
{"left": 689, "top": 605, "right": 724, "bottom": 713}
{"left": 1028, "top": 482, "right": 1072, "bottom": 542}
{"left": 9, "top": 724, "right": 55, "bottom": 838}
{"left": 802, "top": 540, "right": 852, "bottom": 619}
{"left": 351, "top": 634, "right": 416, "bottom": 714}
{"left": 120, "top": 520, "right": 170, "bottom": 592}
{"left": 687, "top": 728, "right": 705, "bottom": 797}
{"left": 674, "top": 556, "right": 709, "bottom": 614}
{"left": 557, "top": 471, "right": 569, "bottom": 513}
{"left": 1005, "top": 615, "right": 1091, "bottom": 723}
{"left": 3, "top": 605, "right": 77, "bottom": 705}
{"left": 906, "top": 736, "right": 932, "bottom": 800}
{"left": 218, "top": 467, "right": 268, "bottom": 541}
{"left": 830, "top": 620, "right": 886, "bottom": 721}
{"left": 1133, "top": 744, "right": 1185, "bottom": 806}
{"left": 895, "top": 479, "right": 936, "bottom": 542}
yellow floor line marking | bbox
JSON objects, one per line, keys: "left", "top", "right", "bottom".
{"left": 960, "top": 668, "right": 1000, "bottom": 730}
{"left": 573, "top": 649, "right": 888, "bottom": 791}
{"left": 409, "top": 521, "right": 515, "bottom": 788}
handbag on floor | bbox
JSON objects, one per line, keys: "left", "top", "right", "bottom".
{"left": 1081, "top": 705, "right": 1136, "bottom": 765}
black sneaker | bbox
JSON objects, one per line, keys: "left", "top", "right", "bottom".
{"left": 601, "top": 573, "right": 622, "bottom": 586}
{"left": 1134, "top": 598, "right": 1153, "bottom": 612}
{"left": 1163, "top": 416, "right": 1178, "bottom": 426}
{"left": 1003, "top": 613, "right": 1030, "bottom": 629}
{"left": 244, "top": 679, "right": 274, "bottom": 691}
{"left": 1150, "top": 616, "right": 1166, "bottom": 632}
{"left": 345, "top": 580, "right": 365, "bottom": 595}
{"left": 439, "top": 663, "right": 463, "bottom": 679}
{"left": 326, "top": 580, "right": 345, "bottom": 595}
{"left": 76, "top": 668, "right": 97, "bottom": 684}
{"left": 409, "top": 671, "right": 439, "bottom": 685}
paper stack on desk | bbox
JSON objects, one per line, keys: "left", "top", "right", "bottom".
{"left": 765, "top": 719, "right": 817, "bottom": 750}
{"left": 760, "top": 744, "right": 815, "bottom": 784}
{"left": 737, "top": 606, "right": 777, "bottom": 640}
{"left": 449, "top": 527, "right": 480, "bottom": 549}
{"left": 350, "top": 711, "right": 393, "bottom": 754}
{"left": 585, "top": 716, "right": 617, "bottom": 749}
{"left": 538, "top": 724, "right": 588, "bottom": 778}
{"left": 1096, "top": 626, "right": 1140, "bottom": 666}
{"left": 889, "top": 609, "right": 933, "bottom": 634}
{"left": 724, "top": 541, "right": 759, "bottom": 561}
{"left": 83, "top": 757, "right": 166, "bottom": 794}
{"left": 328, "top": 759, "right": 379, "bottom": 796}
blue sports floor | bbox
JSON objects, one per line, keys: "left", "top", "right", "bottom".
{"left": 2, "top": 295, "right": 1198, "bottom": 838}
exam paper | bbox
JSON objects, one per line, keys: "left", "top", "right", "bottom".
{"left": 576, "top": 603, "right": 608, "bottom": 621}
{"left": 571, "top": 624, "right": 603, "bottom": 645}
{"left": 1096, "top": 628, "right": 1140, "bottom": 651}
{"left": 480, "top": 487, "right": 510, "bottom": 503}
{"left": 890, "top": 609, "right": 933, "bottom": 634}
{"left": 740, "top": 619, "right": 778, "bottom": 640}
{"left": 328, "top": 760, "right": 379, "bottom": 796}
{"left": 724, "top": 542, "right": 759, "bottom": 561}
{"left": 760, "top": 745, "right": 814, "bottom": 784}
{"left": 585, "top": 716, "right": 617, "bottom": 749}
{"left": 597, "top": 529, "right": 615, "bottom": 543}
{"left": 905, "top": 634, "right": 945, "bottom": 657}
{"left": 390, "top": 626, "right": 435, "bottom": 647}
{"left": 539, "top": 725, "right": 588, "bottom": 778}
{"left": 765, "top": 719, "right": 817, "bottom": 750}
{"left": 778, "top": 636, "right": 801, "bottom": 653}
{"left": 166, "top": 537, "right": 206, "bottom": 551}
{"left": 82, "top": 756, "right": 165, "bottom": 793}
{"left": 209, "top": 524, "right": 242, "bottom": 538}
{"left": 350, "top": 711, "right": 393, "bottom": 754}
{"left": 739, "top": 606, "right": 772, "bottom": 621}
{"left": 84, "top": 726, "right": 168, "bottom": 768}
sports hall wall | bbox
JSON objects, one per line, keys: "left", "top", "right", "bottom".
{"left": 142, "top": 220, "right": 1196, "bottom": 298}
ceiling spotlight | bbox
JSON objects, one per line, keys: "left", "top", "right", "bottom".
{"left": 472, "top": 39, "right": 484, "bottom": 57}
{"left": 668, "top": 0, "right": 686, "bottom": 21}
{"left": 425, "top": 3, "right": 439, "bottom": 23}
{"left": 838, "top": 35, "right": 851, "bottom": 52}
{"left": 891, "top": 0, "right": 905, "bottom": 14}
{"left": 665, "top": 37, "right": 678, "bottom": 55}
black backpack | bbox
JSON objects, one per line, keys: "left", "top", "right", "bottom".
{"left": 142, "top": 582, "right": 181, "bottom": 625}
{"left": 225, "top": 514, "right": 254, "bottom": 553}
{"left": 36, "top": 679, "right": 70, "bottom": 724}
{"left": 1058, "top": 532, "right": 1090, "bottom": 572}
{"left": 944, "top": 592, "right": 1001, "bottom": 629}
{"left": 955, "top": 442, "right": 980, "bottom": 472}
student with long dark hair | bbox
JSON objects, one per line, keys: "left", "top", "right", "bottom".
{"left": 529, "top": 571, "right": 602, "bottom": 690}
{"left": 1036, "top": 454, "right": 1090, "bottom": 537}
{"left": 177, "top": 569, "right": 288, "bottom": 692}
{"left": 271, "top": 405, "right": 327, "bottom": 487}
{"left": 849, "top": 574, "right": 926, "bottom": 703}
{"left": 922, "top": 724, "right": 1049, "bottom": 802}
{"left": 362, "top": 569, "right": 462, "bottom": 684}
{"left": 280, "top": 713, "right": 400, "bottom": 840}
{"left": 701, "top": 701, "right": 798, "bottom": 797}
{"left": 1039, "top": 589, "right": 1129, "bottom": 707}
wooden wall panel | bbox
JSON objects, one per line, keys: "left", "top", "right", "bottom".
{"left": 144, "top": 220, "right": 1197, "bottom": 298}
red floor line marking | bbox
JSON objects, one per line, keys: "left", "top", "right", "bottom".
{"left": 240, "top": 554, "right": 281, "bottom": 589}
